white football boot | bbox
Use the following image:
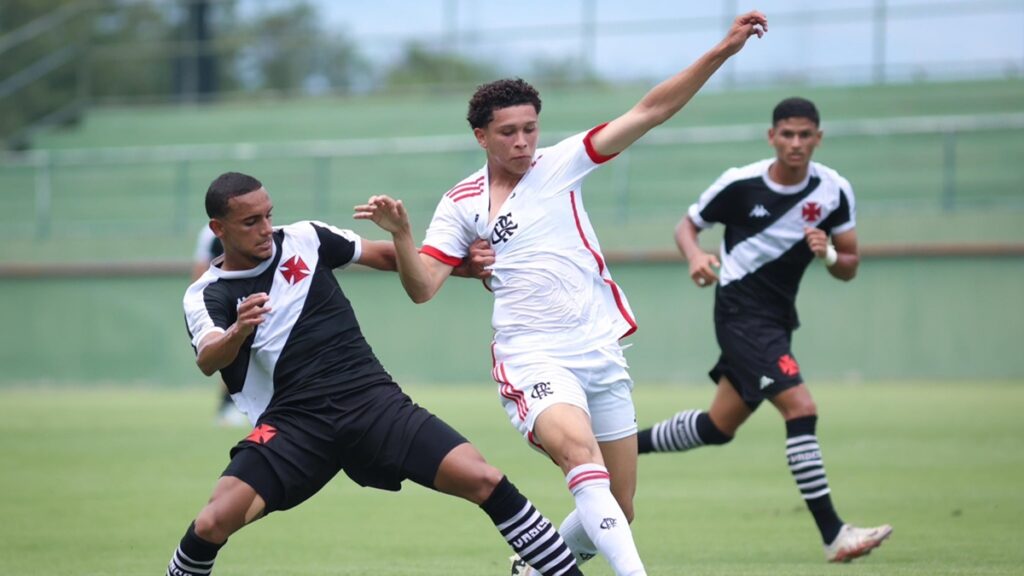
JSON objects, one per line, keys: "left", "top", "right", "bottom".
{"left": 824, "top": 523, "right": 893, "bottom": 562}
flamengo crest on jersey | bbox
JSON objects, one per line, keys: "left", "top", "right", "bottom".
{"left": 182, "top": 220, "right": 385, "bottom": 425}
{"left": 422, "top": 125, "right": 637, "bottom": 357}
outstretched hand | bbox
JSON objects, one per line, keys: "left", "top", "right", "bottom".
{"left": 354, "top": 195, "right": 410, "bottom": 235}
{"left": 720, "top": 10, "right": 767, "bottom": 57}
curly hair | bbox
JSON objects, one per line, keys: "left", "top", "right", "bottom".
{"left": 205, "top": 171, "right": 263, "bottom": 218}
{"left": 466, "top": 78, "right": 542, "bottom": 129}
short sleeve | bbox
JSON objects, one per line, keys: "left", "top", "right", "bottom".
{"left": 688, "top": 168, "right": 740, "bottom": 229}
{"left": 310, "top": 221, "right": 362, "bottom": 269}
{"left": 183, "top": 282, "right": 228, "bottom": 351}
{"left": 827, "top": 181, "right": 856, "bottom": 235}
{"left": 421, "top": 196, "right": 475, "bottom": 266}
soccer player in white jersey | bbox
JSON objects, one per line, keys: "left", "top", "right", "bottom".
{"left": 354, "top": 12, "right": 768, "bottom": 576}
{"left": 636, "top": 98, "right": 893, "bottom": 562}
{"left": 167, "top": 172, "right": 585, "bottom": 576}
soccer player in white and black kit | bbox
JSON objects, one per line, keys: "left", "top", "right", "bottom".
{"left": 190, "top": 225, "right": 247, "bottom": 427}
{"left": 636, "top": 98, "right": 893, "bottom": 562}
{"left": 166, "top": 172, "right": 585, "bottom": 576}
{"left": 354, "top": 13, "right": 768, "bottom": 576}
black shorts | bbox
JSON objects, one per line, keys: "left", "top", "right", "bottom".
{"left": 709, "top": 314, "right": 803, "bottom": 410}
{"left": 222, "top": 382, "right": 467, "bottom": 513}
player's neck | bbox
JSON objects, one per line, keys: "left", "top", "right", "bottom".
{"left": 768, "top": 160, "right": 809, "bottom": 186}
{"left": 221, "top": 251, "right": 265, "bottom": 272}
{"left": 488, "top": 164, "right": 524, "bottom": 191}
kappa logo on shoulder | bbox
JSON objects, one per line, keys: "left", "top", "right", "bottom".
{"left": 749, "top": 204, "right": 771, "bottom": 218}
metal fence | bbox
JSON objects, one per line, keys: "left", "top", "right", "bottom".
{"left": 1, "top": 111, "right": 1022, "bottom": 250}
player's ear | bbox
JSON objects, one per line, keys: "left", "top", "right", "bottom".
{"left": 473, "top": 127, "right": 487, "bottom": 149}
{"left": 210, "top": 218, "right": 226, "bottom": 239}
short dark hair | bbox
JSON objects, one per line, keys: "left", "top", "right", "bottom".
{"left": 467, "top": 78, "right": 542, "bottom": 129}
{"left": 205, "top": 172, "right": 263, "bottom": 218}
{"left": 773, "top": 97, "right": 820, "bottom": 127}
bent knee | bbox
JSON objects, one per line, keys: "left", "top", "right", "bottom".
{"left": 781, "top": 399, "right": 817, "bottom": 420}
{"left": 193, "top": 507, "right": 238, "bottom": 544}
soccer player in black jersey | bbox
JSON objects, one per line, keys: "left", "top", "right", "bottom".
{"left": 189, "top": 225, "right": 247, "bottom": 427}
{"left": 636, "top": 98, "right": 892, "bottom": 563}
{"left": 166, "top": 172, "right": 584, "bottom": 576}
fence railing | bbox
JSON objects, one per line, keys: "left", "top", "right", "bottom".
{"left": 2, "top": 111, "right": 1022, "bottom": 244}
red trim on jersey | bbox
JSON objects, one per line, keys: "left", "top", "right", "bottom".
{"left": 451, "top": 190, "right": 483, "bottom": 203}
{"left": 446, "top": 176, "right": 485, "bottom": 198}
{"left": 583, "top": 123, "right": 620, "bottom": 165}
{"left": 569, "top": 190, "right": 638, "bottom": 338}
{"left": 567, "top": 470, "right": 610, "bottom": 491}
{"left": 419, "top": 245, "right": 464, "bottom": 267}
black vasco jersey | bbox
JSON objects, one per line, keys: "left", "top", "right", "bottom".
{"left": 183, "top": 221, "right": 390, "bottom": 424}
{"left": 688, "top": 159, "right": 856, "bottom": 329}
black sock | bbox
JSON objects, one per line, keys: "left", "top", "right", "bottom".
{"left": 639, "top": 409, "right": 732, "bottom": 454}
{"left": 786, "top": 416, "right": 844, "bottom": 544}
{"left": 481, "top": 476, "right": 582, "bottom": 576}
{"left": 166, "top": 521, "right": 224, "bottom": 576}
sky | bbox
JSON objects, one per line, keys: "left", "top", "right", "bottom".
{"left": 299, "top": 0, "right": 1024, "bottom": 87}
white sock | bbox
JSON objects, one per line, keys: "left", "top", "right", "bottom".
{"left": 559, "top": 509, "right": 598, "bottom": 565}
{"left": 565, "top": 464, "right": 646, "bottom": 576}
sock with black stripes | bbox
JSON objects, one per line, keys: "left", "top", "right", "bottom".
{"left": 480, "top": 476, "right": 582, "bottom": 576}
{"left": 638, "top": 409, "right": 732, "bottom": 454}
{"left": 566, "top": 464, "right": 646, "bottom": 576}
{"left": 166, "top": 521, "right": 223, "bottom": 576}
{"left": 786, "top": 415, "right": 844, "bottom": 544}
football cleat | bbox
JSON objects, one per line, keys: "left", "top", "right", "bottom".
{"left": 509, "top": 554, "right": 536, "bottom": 576}
{"left": 824, "top": 523, "right": 893, "bottom": 563}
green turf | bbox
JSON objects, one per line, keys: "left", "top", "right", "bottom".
{"left": 1, "top": 382, "right": 1022, "bottom": 575}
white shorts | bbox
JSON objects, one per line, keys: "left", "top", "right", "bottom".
{"left": 491, "top": 342, "right": 637, "bottom": 452}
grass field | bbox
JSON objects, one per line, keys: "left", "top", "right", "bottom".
{"left": 2, "top": 381, "right": 1022, "bottom": 575}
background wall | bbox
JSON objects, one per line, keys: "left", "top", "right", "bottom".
{"left": 3, "top": 255, "right": 1020, "bottom": 387}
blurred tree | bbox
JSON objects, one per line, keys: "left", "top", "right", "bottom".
{"left": 383, "top": 42, "right": 496, "bottom": 91}
{"left": 240, "top": 1, "right": 368, "bottom": 96}
{"left": 0, "top": 0, "right": 87, "bottom": 149}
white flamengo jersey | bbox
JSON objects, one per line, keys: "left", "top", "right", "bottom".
{"left": 422, "top": 124, "right": 637, "bottom": 357}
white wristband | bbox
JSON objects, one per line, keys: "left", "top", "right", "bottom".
{"left": 821, "top": 244, "right": 838, "bottom": 267}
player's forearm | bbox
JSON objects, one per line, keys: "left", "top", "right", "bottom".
{"left": 826, "top": 252, "right": 859, "bottom": 281}
{"left": 675, "top": 217, "right": 705, "bottom": 262}
{"left": 390, "top": 230, "right": 441, "bottom": 303}
{"left": 196, "top": 327, "right": 248, "bottom": 376}
{"left": 633, "top": 44, "right": 732, "bottom": 128}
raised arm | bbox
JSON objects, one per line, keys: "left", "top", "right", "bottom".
{"left": 590, "top": 11, "right": 767, "bottom": 157}
{"left": 354, "top": 195, "right": 454, "bottom": 303}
